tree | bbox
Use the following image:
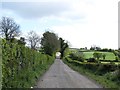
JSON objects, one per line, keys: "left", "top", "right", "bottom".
{"left": 102, "top": 54, "right": 106, "bottom": 60}
{"left": 101, "top": 48, "right": 109, "bottom": 52}
{"left": 93, "top": 52, "right": 102, "bottom": 60}
{"left": 59, "top": 37, "right": 69, "bottom": 58}
{"left": 85, "top": 47, "right": 87, "bottom": 50}
{"left": 0, "top": 17, "right": 20, "bottom": 40}
{"left": 41, "top": 31, "right": 59, "bottom": 56}
{"left": 90, "top": 46, "right": 95, "bottom": 50}
{"left": 27, "top": 31, "right": 40, "bottom": 50}
{"left": 96, "top": 47, "right": 101, "bottom": 51}
{"left": 17, "top": 37, "right": 26, "bottom": 46}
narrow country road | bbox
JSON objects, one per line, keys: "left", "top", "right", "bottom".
{"left": 35, "top": 59, "right": 102, "bottom": 88}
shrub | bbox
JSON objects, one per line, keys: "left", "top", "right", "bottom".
{"left": 93, "top": 52, "right": 102, "bottom": 60}
{"left": 77, "top": 55, "right": 84, "bottom": 62}
{"left": 115, "top": 56, "right": 119, "bottom": 62}
{"left": 69, "top": 52, "right": 84, "bottom": 62}
{"left": 87, "top": 58, "right": 97, "bottom": 62}
{"left": 95, "top": 63, "right": 117, "bottom": 75}
{"left": 69, "top": 53, "right": 78, "bottom": 60}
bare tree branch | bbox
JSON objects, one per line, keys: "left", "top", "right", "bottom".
{"left": 0, "top": 17, "right": 20, "bottom": 40}
{"left": 27, "top": 31, "right": 41, "bottom": 50}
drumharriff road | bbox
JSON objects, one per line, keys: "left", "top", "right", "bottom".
{"left": 35, "top": 59, "right": 102, "bottom": 88}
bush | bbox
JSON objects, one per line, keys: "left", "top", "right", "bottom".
{"left": 69, "top": 53, "right": 78, "bottom": 60}
{"left": 115, "top": 56, "right": 119, "bottom": 62}
{"left": 87, "top": 58, "right": 97, "bottom": 62}
{"left": 77, "top": 56, "right": 84, "bottom": 62}
{"left": 69, "top": 52, "right": 84, "bottom": 62}
{"left": 95, "top": 63, "right": 117, "bottom": 75}
{"left": 93, "top": 52, "right": 102, "bottom": 60}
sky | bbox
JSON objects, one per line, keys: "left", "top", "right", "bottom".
{"left": 0, "top": 0, "right": 119, "bottom": 49}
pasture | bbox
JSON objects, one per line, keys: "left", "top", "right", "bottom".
{"left": 83, "top": 51, "right": 116, "bottom": 60}
{"left": 83, "top": 51, "right": 115, "bottom": 60}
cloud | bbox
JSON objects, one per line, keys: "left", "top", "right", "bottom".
{"left": 1, "top": 1, "right": 88, "bottom": 21}
{"left": 2, "top": 2, "right": 71, "bottom": 19}
{"left": 1, "top": 0, "right": 119, "bottom": 49}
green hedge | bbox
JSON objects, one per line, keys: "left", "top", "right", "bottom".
{"left": 0, "top": 39, "right": 2, "bottom": 90}
{"left": 65, "top": 57, "right": 119, "bottom": 75}
{"left": 63, "top": 57, "right": 120, "bottom": 88}
{"left": 2, "top": 39, "right": 54, "bottom": 88}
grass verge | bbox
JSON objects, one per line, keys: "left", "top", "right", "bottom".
{"left": 63, "top": 58, "right": 120, "bottom": 89}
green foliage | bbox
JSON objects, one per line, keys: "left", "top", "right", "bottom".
{"left": 63, "top": 56, "right": 120, "bottom": 89}
{"left": 95, "top": 63, "right": 117, "bottom": 75}
{"left": 69, "top": 52, "right": 84, "bottom": 62}
{"left": 115, "top": 56, "right": 119, "bottom": 62}
{"left": 93, "top": 52, "right": 102, "bottom": 60}
{"left": 83, "top": 51, "right": 115, "bottom": 60}
{"left": 87, "top": 58, "right": 97, "bottom": 62}
{"left": 102, "top": 54, "right": 106, "bottom": 60}
{"left": 41, "top": 31, "right": 59, "bottom": 56}
{"left": 112, "top": 50, "right": 120, "bottom": 62}
{"left": 2, "top": 39, "right": 54, "bottom": 88}
{"left": 0, "top": 38, "right": 2, "bottom": 90}
{"left": 59, "top": 38, "right": 68, "bottom": 58}
{"left": 17, "top": 37, "right": 26, "bottom": 46}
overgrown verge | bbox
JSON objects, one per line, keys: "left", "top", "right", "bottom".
{"left": 2, "top": 39, "right": 54, "bottom": 88}
{"left": 0, "top": 38, "right": 2, "bottom": 90}
{"left": 63, "top": 57, "right": 120, "bottom": 89}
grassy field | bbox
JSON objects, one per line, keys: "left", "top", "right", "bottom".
{"left": 83, "top": 51, "right": 116, "bottom": 60}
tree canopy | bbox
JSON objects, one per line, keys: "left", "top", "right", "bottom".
{"left": 41, "top": 31, "right": 60, "bottom": 56}
{"left": 59, "top": 37, "right": 69, "bottom": 58}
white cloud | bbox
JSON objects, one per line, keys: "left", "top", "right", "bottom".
{"left": 2, "top": 2, "right": 71, "bottom": 19}
{"left": 1, "top": 0, "right": 119, "bottom": 49}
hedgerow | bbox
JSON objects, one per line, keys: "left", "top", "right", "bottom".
{"left": 63, "top": 57, "right": 120, "bottom": 88}
{"left": 2, "top": 39, "right": 54, "bottom": 88}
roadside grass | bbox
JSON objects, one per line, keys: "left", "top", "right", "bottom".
{"left": 101, "top": 62, "right": 120, "bottom": 65}
{"left": 0, "top": 39, "right": 2, "bottom": 90}
{"left": 21, "top": 61, "right": 54, "bottom": 88}
{"left": 83, "top": 51, "right": 116, "bottom": 60}
{"left": 63, "top": 57, "right": 120, "bottom": 89}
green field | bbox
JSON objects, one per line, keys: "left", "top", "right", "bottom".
{"left": 83, "top": 51, "right": 116, "bottom": 60}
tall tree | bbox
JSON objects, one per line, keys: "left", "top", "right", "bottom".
{"left": 27, "top": 31, "right": 40, "bottom": 50}
{"left": 59, "top": 37, "right": 68, "bottom": 58}
{"left": 41, "top": 31, "right": 59, "bottom": 56}
{"left": 0, "top": 17, "right": 20, "bottom": 40}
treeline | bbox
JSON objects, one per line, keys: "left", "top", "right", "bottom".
{"left": 0, "top": 17, "right": 69, "bottom": 88}
{"left": 0, "top": 17, "right": 69, "bottom": 57}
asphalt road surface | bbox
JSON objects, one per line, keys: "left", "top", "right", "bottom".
{"left": 35, "top": 59, "right": 102, "bottom": 88}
